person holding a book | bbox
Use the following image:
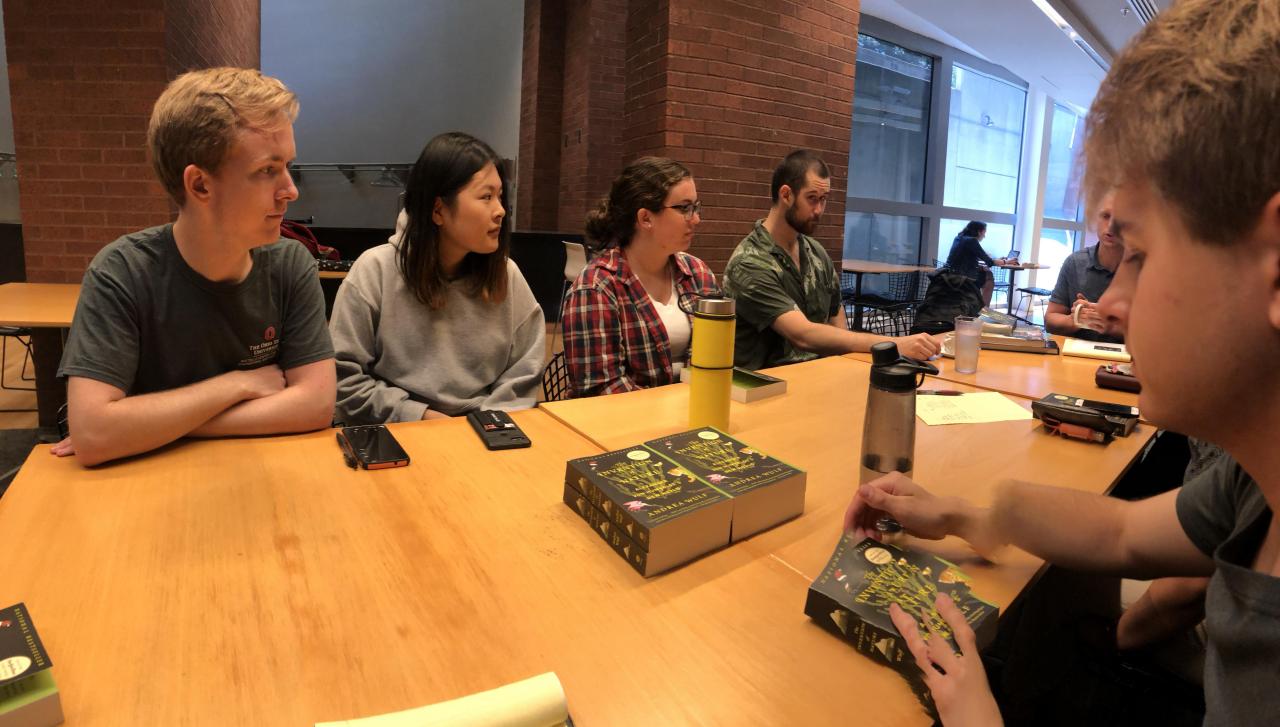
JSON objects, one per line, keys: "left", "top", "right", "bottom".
{"left": 1043, "top": 193, "right": 1124, "bottom": 343}
{"left": 561, "top": 157, "right": 718, "bottom": 397}
{"left": 329, "top": 132, "right": 544, "bottom": 423}
{"left": 846, "top": 3, "right": 1280, "bottom": 724}
{"left": 722, "top": 151, "right": 941, "bottom": 369}
{"left": 53, "top": 68, "right": 336, "bottom": 466}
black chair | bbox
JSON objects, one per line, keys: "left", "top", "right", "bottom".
{"left": 0, "top": 326, "right": 35, "bottom": 393}
{"left": 848, "top": 271, "right": 926, "bottom": 336}
{"left": 1015, "top": 286, "right": 1054, "bottom": 322}
{"left": 541, "top": 351, "right": 571, "bottom": 402}
{"left": 989, "top": 265, "right": 1013, "bottom": 309}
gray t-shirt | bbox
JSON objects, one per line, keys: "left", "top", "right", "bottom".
{"left": 59, "top": 224, "right": 334, "bottom": 395}
{"left": 1176, "top": 455, "right": 1279, "bottom": 726}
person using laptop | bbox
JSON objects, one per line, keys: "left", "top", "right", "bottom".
{"left": 944, "top": 221, "right": 1013, "bottom": 307}
{"left": 53, "top": 68, "right": 336, "bottom": 466}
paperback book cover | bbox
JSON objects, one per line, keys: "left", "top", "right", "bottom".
{"left": 565, "top": 446, "right": 733, "bottom": 574}
{"left": 804, "top": 537, "right": 999, "bottom": 707}
{"left": 0, "top": 603, "right": 62, "bottom": 727}
{"left": 644, "top": 428, "right": 806, "bottom": 541}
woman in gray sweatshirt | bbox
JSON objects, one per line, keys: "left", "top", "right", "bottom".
{"left": 328, "top": 132, "right": 545, "bottom": 424}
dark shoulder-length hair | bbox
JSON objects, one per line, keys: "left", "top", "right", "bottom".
{"left": 958, "top": 220, "right": 987, "bottom": 239}
{"left": 398, "top": 131, "right": 510, "bottom": 309}
{"left": 585, "top": 156, "right": 691, "bottom": 250}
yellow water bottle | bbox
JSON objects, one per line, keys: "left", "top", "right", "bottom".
{"left": 688, "top": 297, "right": 736, "bottom": 430}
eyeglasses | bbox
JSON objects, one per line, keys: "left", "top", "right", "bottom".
{"left": 664, "top": 201, "right": 702, "bottom": 220}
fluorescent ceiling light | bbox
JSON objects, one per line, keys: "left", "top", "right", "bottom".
{"left": 1030, "top": 0, "right": 1070, "bottom": 29}
{"left": 1029, "top": 0, "right": 1110, "bottom": 71}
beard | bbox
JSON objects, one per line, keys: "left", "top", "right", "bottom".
{"left": 785, "top": 204, "right": 819, "bottom": 235}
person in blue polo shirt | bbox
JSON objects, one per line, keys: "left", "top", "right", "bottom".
{"left": 1044, "top": 193, "right": 1124, "bottom": 342}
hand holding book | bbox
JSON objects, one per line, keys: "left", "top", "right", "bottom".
{"left": 888, "top": 595, "right": 1004, "bottom": 727}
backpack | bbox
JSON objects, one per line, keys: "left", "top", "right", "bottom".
{"left": 910, "top": 269, "right": 983, "bottom": 334}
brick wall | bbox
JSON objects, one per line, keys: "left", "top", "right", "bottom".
{"left": 4, "top": 0, "right": 261, "bottom": 283}
{"left": 517, "top": 0, "right": 564, "bottom": 230}
{"left": 164, "top": 0, "right": 259, "bottom": 77}
{"left": 520, "top": 0, "right": 859, "bottom": 273}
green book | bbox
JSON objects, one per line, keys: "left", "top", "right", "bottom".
{"left": 644, "top": 428, "right": 806, "bottom": 541}
{"left": 0, "top": 603, "right": 62, "bottom": 727}
{"left": 564, "top": 446, "right": 733, "bottom": 576}
{"left": 804, "top": 536, "right": 999, "bottom": 711}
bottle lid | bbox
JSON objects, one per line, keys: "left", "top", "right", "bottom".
{"left": 694, "top": 297, "right": 735, "bottom": 317}
{"left": 869, "top": 341, "right": 939, "bottom": 392}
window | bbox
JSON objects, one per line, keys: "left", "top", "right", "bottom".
{"left": 937, "top": 219, "right": 1015, "bottom": 267}
{"left": 848, "top": 35, "right": 932, "bottom": 204}
{"left": 1043, "top": 104, "right": 1085, "bottom": 221}
{"left": 1036, "top": 228, "right": 1076, "bottom": 295}
{"left": 843, "top": 18, "right": 1030, "bottom": 303}
{"left": 943, "top": 64, "right": 1026, "bottom": 214}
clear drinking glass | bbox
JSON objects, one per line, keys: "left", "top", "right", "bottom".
{"left": 954, "top": 315, "right": 981, "bottom": 373}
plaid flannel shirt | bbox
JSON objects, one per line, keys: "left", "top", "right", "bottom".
{"left": 562, "top": 248, "right": 719, "bottom": 397}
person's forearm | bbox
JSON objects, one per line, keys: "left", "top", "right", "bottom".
{"left": 1117, "top": 576, "right": 1209, "bottom": 650}
{"left": 792, "top": 323, "right": 887, "bottom": 355}
{"left": 190, "top": 383, "right": 333, "bottom": 437}
{"left": 1044, "top": 311, "right": 1079, "bottom": 336}
{"left": 74, "top": 374, "right": 249, "bottom": 465}
{"left": 965, "top": 482, "right": 1155, "bottom": 574}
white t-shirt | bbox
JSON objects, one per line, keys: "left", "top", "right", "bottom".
{"left": 651, "top": 282, "right": 690, "bottom": 368}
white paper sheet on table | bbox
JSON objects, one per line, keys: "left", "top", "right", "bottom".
{"left": 915, "top": 392, "right": 1033, "bottom": 425}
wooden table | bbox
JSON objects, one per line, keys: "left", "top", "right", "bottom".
{"left": 0, "top": 409, "right": 949, "bottom": 725}
{"left": 544, "top": 356, "right": 1153, "bottom": 611}
{"left": 0, "top": 283, "right": 81, "bottom": 430}
{"left": 846, "top": 338, "right": 1141, "bottom": 414}
{"left": 993, "top": 262, "right": 1050, "bottom": 318}
{"left": 840, "top": 259, "right": 936, "bottom": 330}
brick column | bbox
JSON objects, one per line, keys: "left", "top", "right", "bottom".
{"left": 4, "top": 0, "right": 261, "bottom": 283}
{"left": 517, "top": 0, "right": 565, "bottom": 230}
{"left": 520, "top": 0, "right": 859, "bottom": 272}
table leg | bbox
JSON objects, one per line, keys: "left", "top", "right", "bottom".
{"left": 31, "top": 329, "right": 66, "bottom": 434}
{"left": 1006, "top": 268, "right": 1020, "bottom": 316}
{"left": 853, "top": 272, "right": 864, "bottom": 330}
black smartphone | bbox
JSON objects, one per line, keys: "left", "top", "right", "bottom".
{"left": 336, "top": 425, "right": 410, "bottom": 469}
{"left": 466, "top": 410, "right": 531, "bottom": 450}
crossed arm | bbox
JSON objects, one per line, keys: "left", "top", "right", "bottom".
{"left": 54, "top": 358, "right": 336, "bottom": 466}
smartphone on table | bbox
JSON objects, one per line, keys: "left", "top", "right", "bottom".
{"left": 336, "top": 424, "right": 410, "bottom": 469}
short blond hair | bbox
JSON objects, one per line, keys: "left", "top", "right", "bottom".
{"left": 147, "top": 67, "right": 299, "bottom": 205}
{"left": 1084, "top": 0, "right": 1280, "bottom": 246}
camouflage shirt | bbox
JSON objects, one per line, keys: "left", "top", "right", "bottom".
{"left": 722, "top": 220, "right": 842, "bottom": 370}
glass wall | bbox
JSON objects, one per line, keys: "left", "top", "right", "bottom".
{"left": 1036, "top": 228, "right": 1076, "bottom": 294}
{"left": 1043, "top": 104, "right": 1085, "bottom": 221}
{"left": 847, "top": 35, "right": 932, "bottom": 204}
{"left": 943, "top": 64, "right": 1026, "bottom": 214}
{"left": 937, "top": 219, "right": 1015, "bottom": 266}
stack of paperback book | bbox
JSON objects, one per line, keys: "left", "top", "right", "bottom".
{"left": 563, "top": 427, "right": 806, "bottom": 576}
{"left": 0, "top": 603, "right": 61, "bottom": 727}
{"left": 805, "top": 536, "right": 999, "bottom": 710}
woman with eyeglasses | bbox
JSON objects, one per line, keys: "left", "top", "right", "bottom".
{"left": 562, "top": 156, "right": 718, "bottom": 397}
